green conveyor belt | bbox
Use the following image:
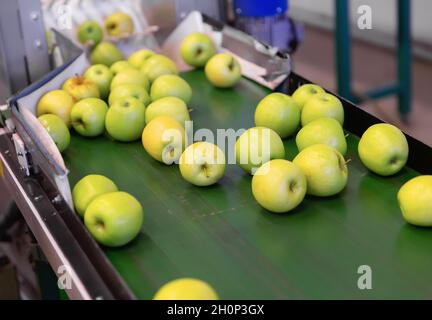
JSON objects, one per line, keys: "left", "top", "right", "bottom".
{"left": 64, "top": 70, "right": 431, "bottom": 299}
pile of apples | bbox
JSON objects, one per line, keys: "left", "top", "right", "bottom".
{"left": 37, "top": 31, "right": 240, "bottom": 300}
{"left": 248, "top": 85, "right": 432, "bottom": 230}
{"left": 35, "top": 31, "right": 243, "bottom": 254}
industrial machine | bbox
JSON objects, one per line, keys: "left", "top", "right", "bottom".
{"left": 0, "top": 0, "right": 431, "bottom": 300}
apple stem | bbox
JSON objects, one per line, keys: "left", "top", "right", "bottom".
{"left": 228, "top": 58, "right": 235, "bottom": 71}
{"left": 345, "top": 158, "right": 352, "bottom": 164}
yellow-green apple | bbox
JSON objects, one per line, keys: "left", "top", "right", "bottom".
{"left": 235, "top": 127, "right": 285, "bottom": 175}
{"left": 108, "top": 84, "right": 150, "bottom": 107}
{"left": 110, "top": 68, "right": 150, "bottom": 92}
{"left": 36, "top": 89, "right": 75, "bottom": 127}
{"left": 292, "top": 84, "right": 325, "bottom": 111}
{"left": 150, "top": 74, "right": 192, "bottom": 104}
{"left": 70, "top": 98, "right": 108, "bottom": 137}
{"left": 254, "top": 92, "right": 300, "bottom": 138}
{"left": 77, "top": 20, "right": 103, "bottom": 46}
{"left": 62, "top": 76, "right": 100, "bottom": 101}
{"left": 128, "top": 49, "right": 155, "bottom": 68}
{"left": 293, "top": 144, "right": 348, "bottom": 197}
{"left": 38, "top": 114, "right": 70, "bottom": 152}
{"left": 296, "top": 118, "right": 347, "bottom": 155}
{"left": 84, "top": 64, "right": 113, "bottom": 100}
{"left": 358, "top": 123, "right": 408, "bottom": 176}
{"left": 154, "top": 278, "right": 219, "bottom": 300}
{"left": 105, "top": 97, "right": 146, "bottom": 142}
{"left": 91, "top": 42, "right": 124, "bottom": 67}
{"left": 84, "top": 191, "right": 143, "bottom": 247}
{"left": 140, "top": 54, "right": 179, "bottom": 83}
{"left": 145, "top": 96, "right": 190, "bottom": 125}
{"left": 301, "top": 93, "right": 344, "bottom": 126}
{"left": 180, "top": 32, "right": 216, "bottom": 68}
{"left": 179, "top": 142, "right": 226, "bottom": 186}
{"left": 398, "top": 175, "right": 432, "bottom": 227}
{"left": 252, "top": 159, "right": 307, "bottom": 213}
{"left": 110, "top": 60, "right": 135, "bottom": 75}
{"left": 205, "top": 53, "right": 241, "bottom": 88}
{"left": 142, "top": 116, "right": 185, "bottom": 164}
{"left": 72, "top": 174, "right": 118, "bottom": 217}
{"left": 104, "top": 12, "right": 134, "bottom": 37}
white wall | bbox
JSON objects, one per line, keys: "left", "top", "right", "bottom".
{"left": 289, "top": 0, "right": 432, "bottom": 45}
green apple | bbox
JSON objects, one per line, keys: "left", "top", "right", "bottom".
{"left": 301, "top": 93, "right": 344, "bottom": 126}
{"left": 38, "top": 114, "right": 70, "bottom": 152}
{"left": 205, "top": 53, "right": 241, "bottom": 88}
{"left": 105, "top": 97, "right": 146, "bottom": 142}
{"left": 254, "top": 92, "right": 300, "bottom": 139}
{"left": 398, "top": 175, "right": 432, "bottom": 227}
{"left": 77, "top": 20, "right": 103, "bottom": 46}
{"left": 235, "top": 127, "right": 285, "bottom": 175}
{"left": 179, "top": 142, "right": 226, "bottom": 186}
{"left": 70, "top": 98, "right": 108, "bottom": 137}
{"left": 293, "top": 144, "right": 348, "bottom": 197}
{"left": 104, "top": 12, "right": 134, "bottom": 37}
{"left": 108, "top": 84, "right": 150, "bottom": 107}
{"left": 72, "top": 174, "right": 118, "bottom": 217}
{"left": 292, "top": 84, "right": 325, "bottom": 111}
{"left": 296, "top": 118, "right": 347, "bottom": 155}
{"left": 91, "top": 42, "right": 124, "bottom": 67}
{"left": 140, "top": 54, "right": 179, "bottom": 83}
{"left": 62, "top": 76, "right": 100, "bottom": 101}
{"left": 110, "top": 60, "right": 135, "bottom": 75}
{"left": 252, "top": 159, "right": 307, "bottom": 213}
{"left": 110, "top": 68, "right": 150, "bottom": 92}
{"left": 358, "top": 123, "right": 408, "bottom": 176}
{"left": 36, "top": 89, "right": 76, "bottom": 127}
{"left": 180, "top": 32, "right": 217, "bottom": 68}
{"left": 150, "top": 74, "right": 192, "bottom": 104}
{"left": 84, "top": 191, "right": 143, "bottom": 247}
{"left": 128, "top": 49, "right": 155, "bottom": 68}
{"left": 154, "top": 278, "right": 219, "bottom": 300}
{"left": 84, "top": 64, "right": 114, "bottom": 100}
{"left": 145, "top": 97, "right": 190, "bottom": 125}
{"left": 142, "top": 116, "right": 185, "bottom": 164}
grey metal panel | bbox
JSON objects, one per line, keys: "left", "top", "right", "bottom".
{"left": 0, "top": 0, "right": 28, "bottom": 96}
{"left": 0, "top": 34, "right": 11, "bottom": 102}
{"left": 174, "top": 0, "right": 227, "bottom": 23}
{"left": 17, "top": 0, "right": 51, "bottom": 83}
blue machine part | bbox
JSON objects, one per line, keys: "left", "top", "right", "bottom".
{"left": 234, "top": 0, "right": 288, "bottom": 17}
{"left": 233, "top": 0, "right": 302, "bottom": 53}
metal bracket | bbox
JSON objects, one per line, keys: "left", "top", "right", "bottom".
{"left": 12, "top": 133, "right": 31, "bottom": 177}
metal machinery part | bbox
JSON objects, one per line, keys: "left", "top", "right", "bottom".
{"left": 233, "top": 0, "right": 303, "bottom": 54}
{"left": 0, "top": 0, "right": 51, "bottom": 102}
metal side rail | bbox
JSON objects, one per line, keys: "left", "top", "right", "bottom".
{"left": 0, "top": 131, "right": 135, "bottom": 300}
